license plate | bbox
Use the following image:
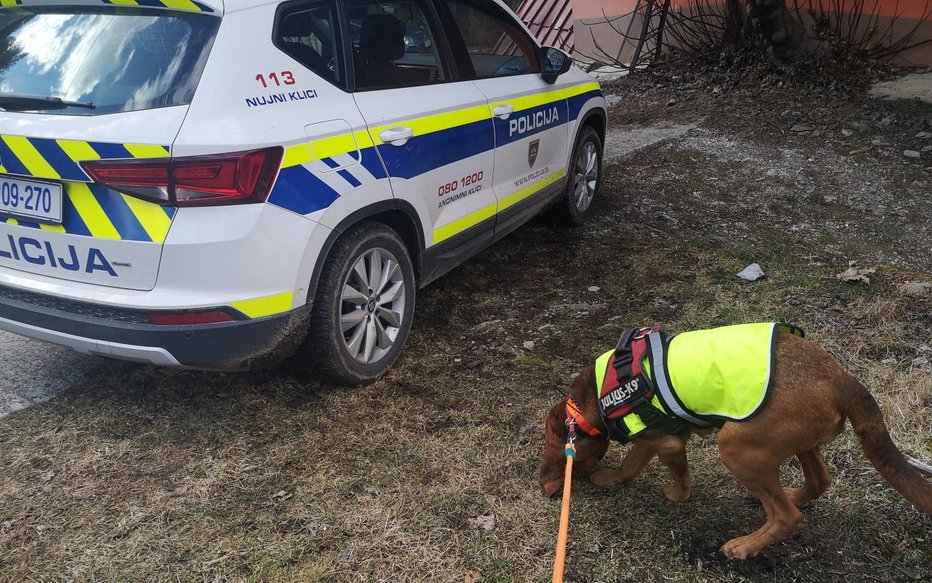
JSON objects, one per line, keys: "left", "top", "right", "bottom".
{"left": 0, "top": 175, "right": 63, "bottom": 224}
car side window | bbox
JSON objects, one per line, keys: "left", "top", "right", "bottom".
{"left": 274, "top": 0, "right": 344, "bottom": 88}
{"left": 347, "top": 0, "right": 444, "bottom": 90}
{"left": 445, "top": 0, "right": 540, "bottom": 79}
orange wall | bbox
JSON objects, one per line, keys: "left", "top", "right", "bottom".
{"left": 570, "top": 0, "right": 932, "bottom": 66}
{"left": 788, "top": 1, "right": 929, "bottom": 19}
{"left": 574, "top": 0, "right": 931, "bottom": 20}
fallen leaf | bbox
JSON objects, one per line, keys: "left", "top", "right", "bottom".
{"left": 170, "top": 484, "right": 189, "bottom": 497}
{"left": 837, "top": 266, "right": 875, "bottom": 284}
{"left": 467, "top": 514, "right": 496, "bottom": 531}
{"left": 899, "top": 282, "right": 931, "bottom": 297}
{"left": 465, "top": 570, "right": 482, "bottom": 583}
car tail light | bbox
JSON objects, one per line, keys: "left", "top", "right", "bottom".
{"left": 82, "top": 147, "right": 284, "bottom": 206}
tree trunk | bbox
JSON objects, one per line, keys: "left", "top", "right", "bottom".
{"left": 723, "top": 0, "right": 746, "bottom": 47}
{"left": 747, "top": 0, "right": 805, "bottom": 62}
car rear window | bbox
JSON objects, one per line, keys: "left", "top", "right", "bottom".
{"left": 0, "top": 7, "right": 219, "bottom": 116}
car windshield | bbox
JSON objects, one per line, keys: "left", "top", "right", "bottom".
{"left": 0, "top": 7, "right": 219, "bottom": 116}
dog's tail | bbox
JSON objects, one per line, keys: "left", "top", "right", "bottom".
{"left": 839, "top": 376, "right": 932, "bottom": 513}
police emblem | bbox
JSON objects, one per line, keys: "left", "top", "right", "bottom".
{"left": 528, "top": 139, "right": 540, "bottom": 168}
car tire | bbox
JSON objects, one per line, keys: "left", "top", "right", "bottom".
{"left": 298, "top": 221, "right": 416, "bottom": 386}
{"left": 557, "top": 125, "right": 602, "bottom": 226}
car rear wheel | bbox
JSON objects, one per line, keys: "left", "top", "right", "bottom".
{"left": 298, "top": 221, "right": 415, "bottom": 386}
{"left": 557, "top": 125, "right": 602, "bottom": 226}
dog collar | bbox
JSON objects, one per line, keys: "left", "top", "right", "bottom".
{"left": 565, "top": 396, "right": 602, "bottom": 437}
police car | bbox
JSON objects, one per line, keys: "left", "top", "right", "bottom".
{"left": 0, "top": 0, "right": 606, "bottom": 385}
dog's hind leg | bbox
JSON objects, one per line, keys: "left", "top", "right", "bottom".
{"left": 784, "top": 447, "right": 832, "bottom": 508}
{"left": 717, "top": 442, "right": 804, "bottom": 559}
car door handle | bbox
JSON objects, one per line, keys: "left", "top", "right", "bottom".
{"left": 492, "top": 104, "right": 514, "bottom": 119}
{"left": 378, "top": 126, "right": 414, "bottom": 146}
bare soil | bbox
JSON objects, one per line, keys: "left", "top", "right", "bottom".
{"left": 0, "top": 66, "right": 930, "bottom": 582}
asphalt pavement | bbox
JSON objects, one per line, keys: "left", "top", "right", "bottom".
{"left": 0, "top": 331, "right": 96, "bottom": 418}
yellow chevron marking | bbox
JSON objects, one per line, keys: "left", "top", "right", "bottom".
{"left": 57, "top": 140, "right": 101, "bottom": 163}
{"left": 2, "top": 136, "right": 59, "bottom": 179}
{"left": 230, "top": 291, "right": 294, "bottom": 318}
{"left": 310, "top": 133, "right": 360, "bottom": 161}
{"left": 0, "top": 0, "right": 22, "bottom": 6}
{"left": 106, "top": 0, "right": 140, "bottom": 6}
{"left": 283, "top": 143, "right": 312, "bottom": 169}
{"left": 124, "top": 144, "right": 169, "bottom": 159}
{"left": 39, "top": 223, "right": 67, "bottom": 233}
{"left": 370, "top": 104, "right": 491, "bottom": 146}
{"left": 498, "top": 168, "right": 566, "bottom": 211}
{"left": 121, "top": 194, "right": 172, "bottom": 243}
{"left": 5, "top": 218, "right": 17, "bottom": 225}
{"left": 69, "top": 183, "right": 121, "bottom": 240}
{"left": 160, "top": 0, "right": 201, "bottom": 10}
{"left": 433, "top": 201, "right": 496, "bottom": 245}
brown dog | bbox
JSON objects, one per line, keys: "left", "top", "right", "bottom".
{"left": 539, "top": 330, "right": 932, "bottom": 559}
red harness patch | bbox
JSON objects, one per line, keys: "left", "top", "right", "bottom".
{"left": 600, "top": 332, "right": 651, "bottom": 419}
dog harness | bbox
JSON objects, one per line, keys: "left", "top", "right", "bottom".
{"left": 592, "top": 323, "right": 804, "bottom": 444}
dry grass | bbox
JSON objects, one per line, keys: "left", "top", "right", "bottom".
{"left": 1, "top": 82, "right": 931, "bottom": 582}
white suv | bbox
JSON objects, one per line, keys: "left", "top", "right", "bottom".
{"left": 0, "top": 0, "right": 605, "bottom": 385}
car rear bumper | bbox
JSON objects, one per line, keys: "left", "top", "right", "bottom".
{"left": 0, "top": 284, "right": 311, "bottom": 370}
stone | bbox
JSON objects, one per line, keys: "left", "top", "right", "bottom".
{"left": 904, "top": 150, "right": 921, "bottom": 159}
{"left": 737, "top": 263, "right": 765, "bottom": 281}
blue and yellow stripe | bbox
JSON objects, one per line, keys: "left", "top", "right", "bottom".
{"left": 266, "top": 83, "right": 603, "bottom": 242}
{"left": 0, "top": 135, "right": 175, "bottom": 242}
{"left": 101, "top": 1, "right": 215, "bottom": 12}
{"left": 1, "top": 1, "right": 214, "bottom": 11}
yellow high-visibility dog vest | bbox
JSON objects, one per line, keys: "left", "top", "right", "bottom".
{"left": 594, "top": 323, "right": 804, "bottom": 442}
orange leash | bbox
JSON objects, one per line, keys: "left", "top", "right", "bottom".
{"left": 552, "top": 425, "right": 577, "bottom": 583}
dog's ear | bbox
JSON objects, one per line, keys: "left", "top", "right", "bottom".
{"left": 539, "top": 400, "right": 568, "bottom": 497}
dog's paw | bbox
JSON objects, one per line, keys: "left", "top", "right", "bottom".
{"left": 720, "top": 536, "right": 761, "bottom": 560}
{"left": 590, "top": 467, "right": 624, "bottom": 487}
{"left": 662, "top": 474, "right": 694, "bottom": 502}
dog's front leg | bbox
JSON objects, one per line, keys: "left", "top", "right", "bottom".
{"left": 590, "top": 440, "right": 656, "bottom": 487}
{"left": 655, "top": 435, "right": 693, "bottom": 502}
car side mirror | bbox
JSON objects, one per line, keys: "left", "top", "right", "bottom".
{"left": 540, "top": 47, "right": 572, "bottom": 84}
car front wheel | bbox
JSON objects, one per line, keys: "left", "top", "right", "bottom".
{"left": 558, "top": 125, "right": 602, "bottom": 226}
{"left": 298, "top": 221, "right": 416, "bottom": 386}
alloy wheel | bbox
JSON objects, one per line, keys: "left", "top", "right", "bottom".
{"left": 573, "top": 140, "right": 599, "bottom": 213}
{"left": 339, "top": 247, "right": 407, "bottom": 364}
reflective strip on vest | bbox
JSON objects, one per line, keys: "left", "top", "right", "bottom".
{"left": 648, "top": 332, "right": 712, "bottom": 427}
